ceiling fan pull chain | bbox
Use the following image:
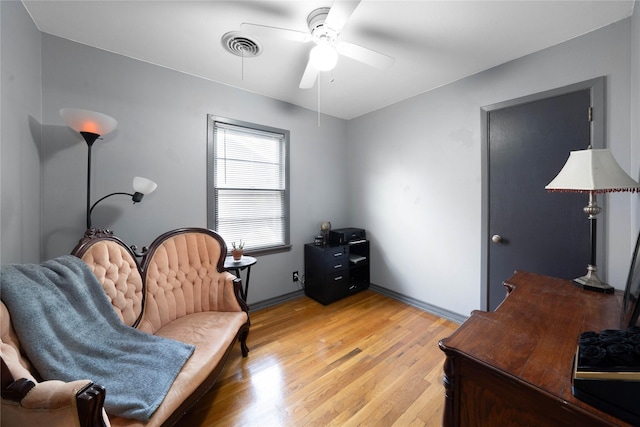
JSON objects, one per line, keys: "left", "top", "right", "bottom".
{"left": 317, "top": 73, "right": 321, "bottom": 127}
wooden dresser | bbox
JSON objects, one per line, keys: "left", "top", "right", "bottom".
{"left": 438, "top": 271, "right": 631, "bottom": 426}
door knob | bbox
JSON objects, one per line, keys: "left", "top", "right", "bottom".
{"left": 492, "top": 234, "right": 503, "bottom": 244}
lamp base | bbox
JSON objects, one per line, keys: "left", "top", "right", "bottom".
{"left": 572, "top": 265, "right": 614, "bottom": 294}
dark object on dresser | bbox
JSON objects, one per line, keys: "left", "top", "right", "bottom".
{"left": 572, "top": 327, "right": 640, "bottom": 425}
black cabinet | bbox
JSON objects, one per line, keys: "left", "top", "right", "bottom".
{"left": 304, "top": 240, "right": 370, "bottom": 305}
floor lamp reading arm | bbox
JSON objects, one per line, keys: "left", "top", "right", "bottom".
{"left": 88, "top": 192, "right": 140, "bottom": 229}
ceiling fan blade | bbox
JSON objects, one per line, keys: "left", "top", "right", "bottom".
{"left": 240, "top": 23, "right": 311, "bottom": 43}
{"left": 299, "top": 59, "right": 319, "bottom": 89}
{"left": 336, "top": 41, "right": 395, "bottom": 70}
{"left": 325, "top": 0, "right": 361, "bottom": 32}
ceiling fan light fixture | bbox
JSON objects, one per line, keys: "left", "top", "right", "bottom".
{"left": 309, "top": 42, "right": 338, "bottom": 71}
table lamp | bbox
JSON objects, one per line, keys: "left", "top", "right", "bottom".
{"left": 545, "top": 146, "right": 640, "bottom": 293}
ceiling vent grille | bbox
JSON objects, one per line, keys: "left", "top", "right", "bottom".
{"left": 222, "top": 32, "right": 262, "bottom": 57}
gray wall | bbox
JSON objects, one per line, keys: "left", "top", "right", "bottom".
{"left": 39, "top": 35, "right": 349, "bottom": 305}
{"left": 3, "top": 1, "right": 639, "bottom": 317}
{"left": 347, "top": 17, "right": 639, "bottom": 317}
{"left": 1, "top": 1, "right": 43, "bottom": 264}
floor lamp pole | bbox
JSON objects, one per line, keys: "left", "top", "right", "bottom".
{"left": 87, "top": 142, "right": 92, "bottom": 230}
{"left": 80, "top": 131, "right": 100, "bottom": 230}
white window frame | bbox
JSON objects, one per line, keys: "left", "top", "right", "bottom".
{"left": 207, "top": 115, "right": 290, "bottom": 254}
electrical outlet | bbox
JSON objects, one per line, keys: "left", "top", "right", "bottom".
{"left": 293, "top": 271, "right": 299, "bottom": 282}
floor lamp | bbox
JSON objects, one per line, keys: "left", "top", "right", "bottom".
{"left": 545, "top": 146, "right": 640, "bottom": 293}
{"left": 60, "top": 108, "right": 157, "bottom": 230}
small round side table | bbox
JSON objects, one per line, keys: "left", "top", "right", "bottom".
{"left": 224, "top": 255, "right": 257, "bottom": 301}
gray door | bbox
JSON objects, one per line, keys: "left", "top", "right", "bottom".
{"left": 486, "top": 87, "right": 598, "bottom": 310}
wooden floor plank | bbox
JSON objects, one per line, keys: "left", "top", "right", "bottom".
{"left": 179, "top": 290, "right": 459, "bottom": 426}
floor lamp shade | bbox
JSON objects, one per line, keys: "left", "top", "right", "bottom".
{"left": 545, "top": 147, "right": 640, "bottom": 293}
{"left": 133, "top": 176, "right": 158, "bottom": 195}
{"left": 59, "top": 108, "right": 117, "bottom": 137}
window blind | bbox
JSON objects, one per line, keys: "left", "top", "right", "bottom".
{"left": 211, "top": 119, "right": 288, "bottom": 252}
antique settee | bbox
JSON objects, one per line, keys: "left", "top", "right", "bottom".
{"left": 1, "top": 227, "right": 250, "bottom": 427}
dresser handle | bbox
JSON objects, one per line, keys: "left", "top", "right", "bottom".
{"left": 333, "top": 252, "right": 342, "bottom": 257}
{"left": 334, "top": 264, "right": 343, "bottom": 269}
{"left": 334, "top": 276, "right": 343, "bottom": 281}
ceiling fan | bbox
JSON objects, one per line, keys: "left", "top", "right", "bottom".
{"left": 241, "top": 0, "right": 395, "bottom": 89}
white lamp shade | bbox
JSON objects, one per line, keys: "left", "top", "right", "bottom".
{"left": 545, "top": 148, "right": 640, "bottom": 193}
{"left": 133, "top": 176, "right": 158, "bottom": 195}
{"left": 60, "top": 108, "right": 117, "bottom": 136}
{"left": 309, "top": 43, "right": 338, "bottom": 71}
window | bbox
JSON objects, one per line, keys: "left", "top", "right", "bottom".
{"left": 207, "top": 116, "right": 290, "bottom": 254}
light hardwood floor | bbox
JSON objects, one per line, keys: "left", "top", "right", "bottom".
{"left": 179, "top": 290, "right": 460, "bottom": 427}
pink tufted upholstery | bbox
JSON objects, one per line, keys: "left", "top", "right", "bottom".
{"left": 139, "top": 231, "right": 243, "bottom": 335}
{"left": 79, "top": 239, "right": 144, "bottom": 327}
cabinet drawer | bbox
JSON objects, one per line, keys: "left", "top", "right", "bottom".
{"left": 327, "top": 271, "right": 348, "bottom": 288}
{"left": 323, "top": 247, "right": 348, "bottom": 272}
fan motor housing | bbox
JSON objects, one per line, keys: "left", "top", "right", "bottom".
{"left": 307, "top": 7, "right": 332, "bottom": 39}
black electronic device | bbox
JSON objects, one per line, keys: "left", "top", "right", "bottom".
{"left": 329, "top": 227, "right": 366, "bottom": 245}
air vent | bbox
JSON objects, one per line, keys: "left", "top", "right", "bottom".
{"left": 221, "top": 32, "right": 262, "bottom": 57}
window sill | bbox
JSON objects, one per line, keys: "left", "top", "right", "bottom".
{"left": 229, "top": 244, "right": 292, "bottom": 258}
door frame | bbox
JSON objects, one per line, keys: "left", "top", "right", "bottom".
{"left": 480, "top": 77, "right": 605, "bottom": 311}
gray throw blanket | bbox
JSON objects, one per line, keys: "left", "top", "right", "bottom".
{"left": 1, "top": 255, "right": 194, "bottom": 421}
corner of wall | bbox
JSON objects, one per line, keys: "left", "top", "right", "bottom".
{"left": 0, "top": 1, "right": 43, "bottom": 264}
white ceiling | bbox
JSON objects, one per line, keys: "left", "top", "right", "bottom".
{"left": 23, "top": 0, "right": 635, "bottom": 120}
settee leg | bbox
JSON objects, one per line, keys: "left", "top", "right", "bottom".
{"left": 240, "top": 330, "right": 250, "bottom": 357}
